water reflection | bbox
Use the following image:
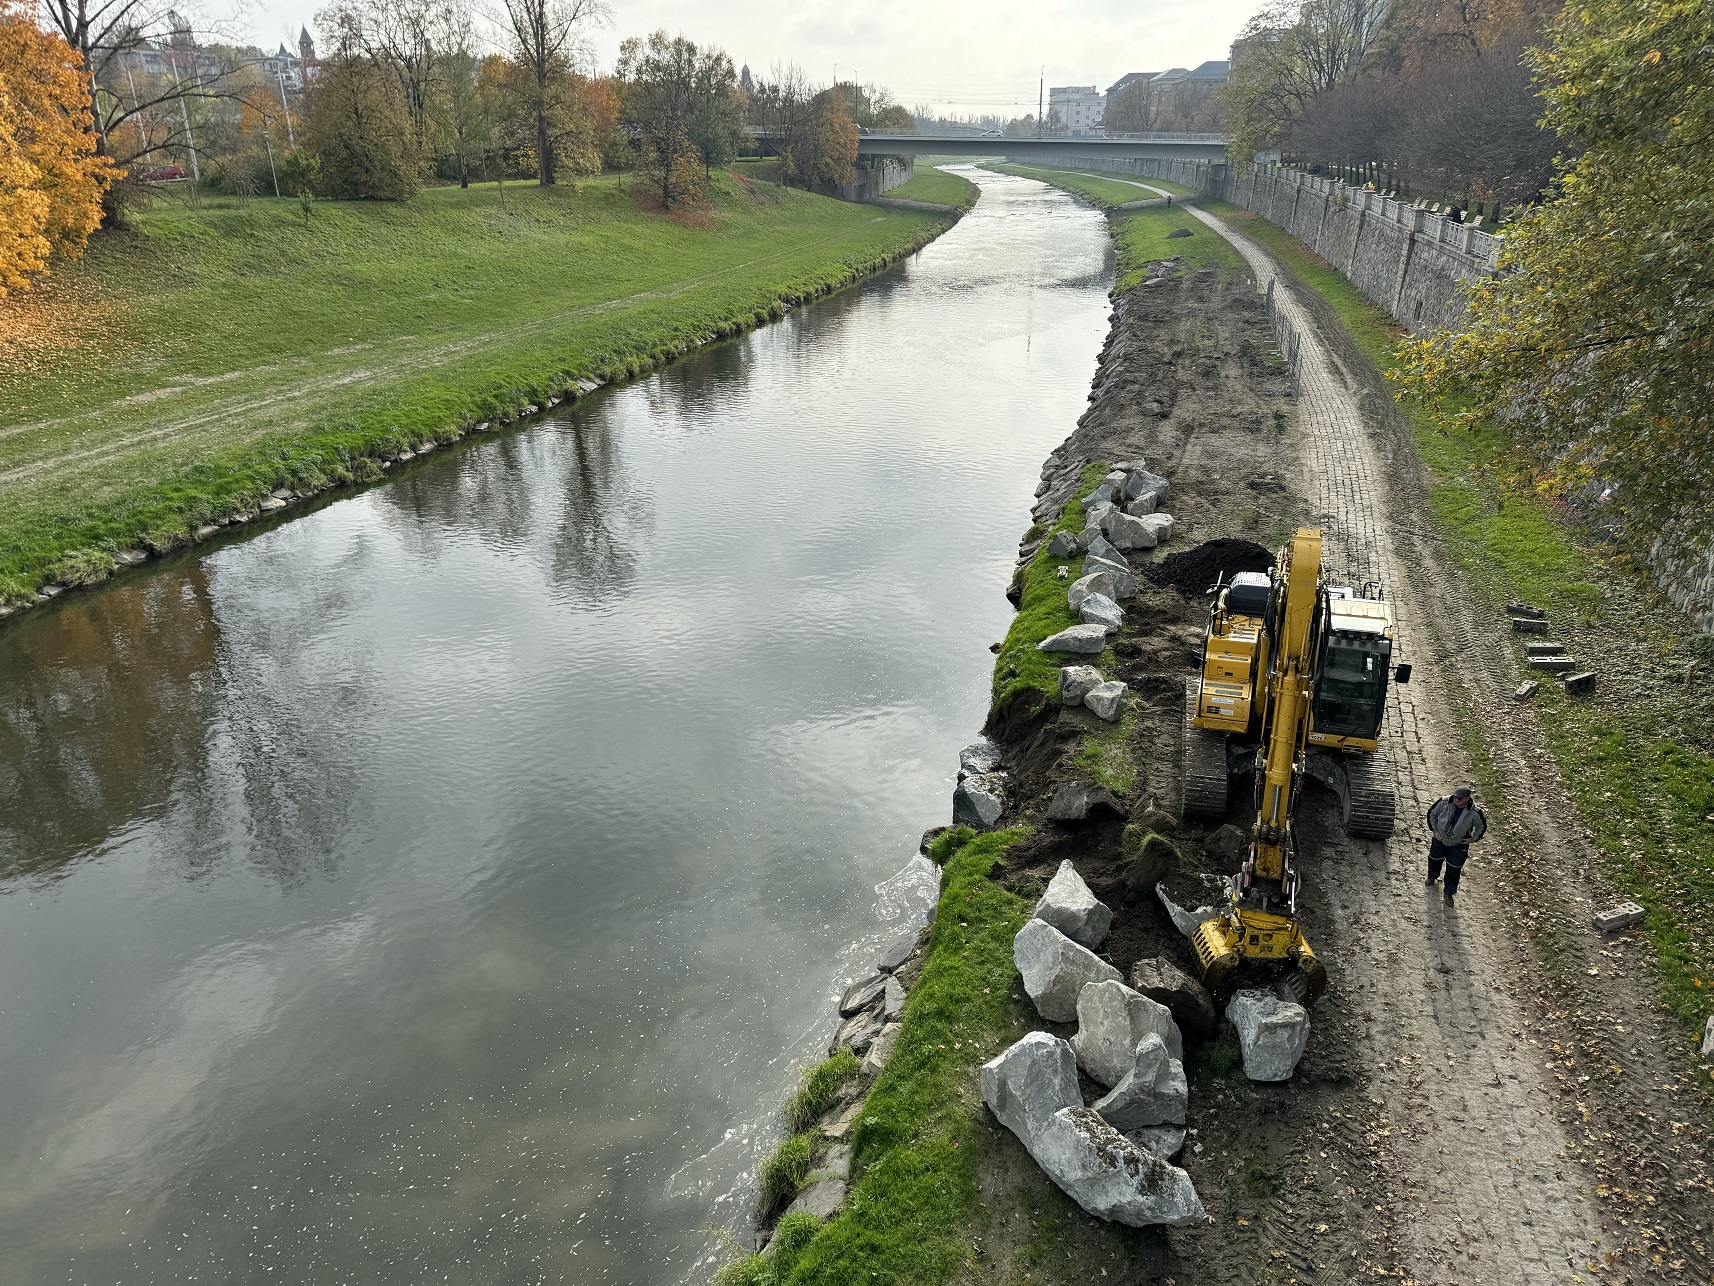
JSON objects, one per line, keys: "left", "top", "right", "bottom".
{"left": 0, "top": 169, "right": 1113, "bottom": 1284}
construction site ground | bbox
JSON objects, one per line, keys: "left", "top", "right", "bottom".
{"left": 961, "top": 198, "right": 1713, "bottom": 1284}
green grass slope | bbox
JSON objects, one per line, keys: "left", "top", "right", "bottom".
{"left": 0, "top": 174, "right": 951, "bottom": 601}
{"left": 885, "top": 166, "right": 980, "bottom": 210}
{"left": 987, "top": 161, "right": 1196, "bottom": 205}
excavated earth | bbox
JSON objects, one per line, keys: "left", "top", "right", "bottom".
{"left": 965, "top": 233, "right": 1714, "bottom": 1284}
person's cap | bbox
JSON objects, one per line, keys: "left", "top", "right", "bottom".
{"left": 1451, "top": 786, "right": 1473, "bottom": 800}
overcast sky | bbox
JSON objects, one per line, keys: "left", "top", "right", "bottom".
{"left": 234, "top": 0, "right": 1259, "bottom": 118}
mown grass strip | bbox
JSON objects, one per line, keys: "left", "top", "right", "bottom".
{"left": 784, "top": 826, "right": 1031, "bottom": 1284}
{"left": 0, "top": 175, "right": 953, "bottom": 602}
{"left": 885, "top": 166, "right": 980, "bottom": 210}
{"left": 1201, "top": 198, "right": 1714, "bottom": 1033}
{"left": 987, "top": 161, "right": 1195, "bottom": 204}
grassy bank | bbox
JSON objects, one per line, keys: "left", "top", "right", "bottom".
{"left": 885, "top": 166, "right": 980, "bottom": 210}
{"left": 0, "top": 172, "right": 953, "bottom": 603}
{"left": 987, "top": 162, "right": 1196, "bottom": 205}
{"left": 1202, "top": 199, "right": 1714, "bottom": 1034}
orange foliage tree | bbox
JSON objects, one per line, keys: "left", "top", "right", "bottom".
{"left": 0, "top": 0, "right": 115, "bottom": 293}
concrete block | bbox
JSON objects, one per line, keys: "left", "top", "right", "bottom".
{"left": 1507, "top": 603, "right": 1547, "bottom": 619}
{"left": 1528, "top": 656, "right": 1576, "bottom": 674}
{"left": 1514, "top": 681, "right": 1539, "bottom": 701}
{"left": 1591, "top": 902, "right": 1644, "bottom": 933}
{"left": 1511, "top": 617, "right": 1549, "bottom": 635}
{"left": 1564, "top": 672, "right": 1598, "bottom": 697}
{"left": 1524, "top": 642, "right": 1565, "bottom": 657}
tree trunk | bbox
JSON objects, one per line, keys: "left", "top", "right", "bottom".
{"left": 537, "top": 101, "right": 554, "bottom": 186}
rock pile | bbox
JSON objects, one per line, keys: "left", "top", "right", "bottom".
{"left": 983, "top": 875, "right": 1207, "bottom": 1227}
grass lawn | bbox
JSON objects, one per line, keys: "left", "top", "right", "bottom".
{"left": 885, "top": 166, "right": 980, "bottom": 210}
{"left": 986, "top": 162, "right": 1196, "bottom": 206}
{"left": 0, "top": 172, "right": 951, "bottom": 601}
{"left": 1201, "top": 199, "right": 1714, "bottom": 1035}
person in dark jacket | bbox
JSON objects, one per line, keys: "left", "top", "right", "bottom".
{"left": 1426, "top": 787, "right": 1487, "bottom": 906}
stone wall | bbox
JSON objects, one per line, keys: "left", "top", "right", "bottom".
{"left": 840, "top": 157, "right": 914, "bottom": 202}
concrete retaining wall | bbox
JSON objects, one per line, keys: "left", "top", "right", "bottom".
{"left": 840, "top": 158, "right": 914, "bottom": 202}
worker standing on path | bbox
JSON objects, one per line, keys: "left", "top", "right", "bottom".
{"left": 1425, "top": 787, "right": 1487, "bottom": 907}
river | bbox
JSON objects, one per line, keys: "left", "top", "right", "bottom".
{"left": 0, "top": 168, "right": 1113, "bottom": 1283}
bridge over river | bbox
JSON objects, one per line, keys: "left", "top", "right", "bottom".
{"left": 851, "top": 132, "right": 1229, "bottom": 163}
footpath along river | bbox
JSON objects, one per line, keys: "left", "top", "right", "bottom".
{"left": 0, "top": 168, "right": 1112, "bottom": 1283}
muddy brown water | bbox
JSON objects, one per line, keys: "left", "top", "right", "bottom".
{"left": 0, "top": 170, "right": 1114, "bottom": 1283}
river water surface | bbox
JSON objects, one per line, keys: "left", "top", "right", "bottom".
{"left": 0, "top": 168, "right": 1112, "bottom": 1283}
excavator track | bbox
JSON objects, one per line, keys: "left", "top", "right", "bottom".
{"left": 1181, "top": 680, "right": 1231, "bottom": 818}
{"left": 1342, "top": 747, "right": 1397, "bottom": 838}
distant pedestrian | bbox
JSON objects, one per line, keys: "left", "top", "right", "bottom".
{"left": 1426, "top": 787, "right": 1486, "bottom": 906}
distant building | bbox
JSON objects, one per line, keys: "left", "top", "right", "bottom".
{"left": 1048, "top": 85, "right": 1105, "bottom": 136}
{"left": 1106, "top": 71, "right": 1159, "bottom": 100}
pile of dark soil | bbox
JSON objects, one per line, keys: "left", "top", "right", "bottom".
{"left": 1146, "top": 538, "right": 1275, "bottom": 596}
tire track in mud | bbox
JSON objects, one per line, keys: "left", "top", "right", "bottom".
{"left": 1189, "top": 204, "right": 1603, "bottom": 1282}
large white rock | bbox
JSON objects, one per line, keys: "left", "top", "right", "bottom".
{"left": 1106, "top": 512, "right": 1158, "bottom": 552}
{"left": 1013, "top": 917, "right": 1122, "bottom": 1022}
{"left": 1059, "top": 665, "right": 1105, "bottom": 706}
{"left": 1226, "top": 989, "right": 1311, "bottom": 1081}
{"left": 954, "top": 772, "right": 1007, "bottom": 827}
{"left": 1072, "top": 980, "right": 1184, "bottom": 1085}
{"left": 958, "top": 738, "right": 1002, "bottom": 779}
{"left": 1082, "top": 555, "right": 1136, "bottom": 598}
{"left": 1067, "top": 572, "right": 1117, "bottom": 612}
{"left": 1123, "top": 469, "right": 1171, "bottom": 503}
{"left": 1084, "top": 681, "right": 1129, "bottom": 722}
{"left": 1124, "top": 493, "right": 1157, "bottom": 517}
{"left": 1033, "top": 860, "right": 1112, "bottom": 949}
{"left": 1085, "top": 485, "right": 1116, "bottom": 508}
{"left": 1078, "top": 593, "right": 1124, "bottom": 633}
{"left": 1031, "top": 1106, "right": 1205, "bottom": 1227}
{"left": 1037, "top": 624, "right": 1110, "bottom": 655}
{"left": 1086, "top": 533, "right": 1124, "bottom": 565}
{"left": 1082, "top": 501, "right": 1116, "bottom": 532}
{"left": 1156, "top": 883, "right": 1223, "bottom": 938}
{"left": 1139, "top": 512, "right": 1176, "bottom": 543}
{"left": 979, "top": 1030, "right": 1081, "bottom": 1150}
{"left": 1127, "top": 1124, "right": 1187, "bottom": 1161}
{"left": 1702, "top": 1014, "right": 1714, "bottom": 1060}
{"left": 1046, "top": 530, "right": 1080, "bottom": 558}
{"left": 1091, "top": 1034, "right": 1189, "bottom": 1128}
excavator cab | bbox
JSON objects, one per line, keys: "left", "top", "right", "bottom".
{"left": 1179, "top": 531, "right": 1404, "bottom": 1004}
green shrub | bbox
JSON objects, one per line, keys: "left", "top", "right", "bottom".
{"left": 782, "top": 1049, "right": 861, "bottom": 1134}
{"left": 756, "top": 1131, "right": 816, "bottom": 1208}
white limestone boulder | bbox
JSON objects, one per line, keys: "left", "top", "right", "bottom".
{"left": 1124, "top": 493, "right": 1157, "bottom": 517}
{"left": 1071, "top": 980, "right": 1183, "bottom": 1085}
{"left": 1032, "top": 860, "right": 1112, "bottom": 949}
{"left": 1012, "top": 917, "right": 1122, "bottom": 1022}
{"left": 1031, "top": 1106, "right": 1205, "bottom": 1227}
{"left": 958, "top": 738, "right": 1002, "bottom": 780}
{"left": 1037, "top": 624, "right": 1109, "bottom": 655}
{"left": 1086, "top": 533, "right": 1124, "bottom": 564}
{"left": 1058, "top": 665, "right": 1105, "bottom": 707}
{"left": 953, "top": 772, "right": 1007, "bottom": 828}
{"left": 1046, "top": 530, "right": 1080, "bottom": 558}
{"left": 1078, "top": 593, "right": 1124, "bottom": 634}
{"left": 1082, "top": 501, "right": 1116, "bottom": 533}
{"left": 1123, "top": 469, "right": 1171, "bottom": 503}
{"left": 1139, "top": 512, "right": 1176, "bottom": 543}
{"left": 979, "top": 1030, "right": 1081, "bottom": 1150}
{"left": 1106, "top": 512, "right": 1158, "bottom": 551}
{"left": 1067, "top": 572, "right": 1117, "bottom": 612}
{"left": 1226, "top": 988, "right": 1311, "bottom": 1081}
{"left": 1127, "top": 1124, "right": 1187, "bottom": 1161}
{"left": 1084, "top": 681, "right": 1129, "bottom": 722}
{"left": 1082, "top": 555, "right": 1136, "bottom": 599}
{"left": 1091, "top": 1033, "right": 1189, "bottom": 1129}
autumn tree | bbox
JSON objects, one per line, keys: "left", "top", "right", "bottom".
{"left": 0, "top": 0, "right": 113, "bottom": 292}
{"left": 789, "top": 87, "right": 856, "bottom": 192}
{"left": 496, "top": 0, "right": 607, "bottom": 185}
{"left": 1400, "top": 0, "right": 1714, "bottom": 568}
{"left": 616, "top": 31, "right": 740, "bottom": 205}
{"left": 303, "top": 9, "right": 420, "bottom": 198}
{"left": 437, "top": 41, "right": 500, "bottom": 187}
{"left": 1221, "top": 0, "right": 1390, "bottom": 158}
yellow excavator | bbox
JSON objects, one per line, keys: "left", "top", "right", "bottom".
{"left": 1179, "top": 528, "right": 1409, "bottom": 1003}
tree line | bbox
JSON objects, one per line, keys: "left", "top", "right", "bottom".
{"left": 1, "top": 0, "right": 874, "bottom": 294}
{"left": 1222, "top": 0, "right": 1561, "bottom": 208}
